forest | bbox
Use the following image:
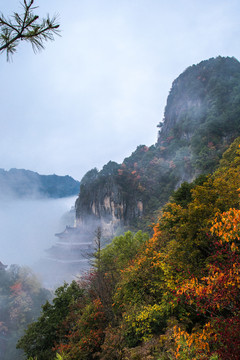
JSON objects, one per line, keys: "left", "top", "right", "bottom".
{"left": 13, "top": 136, "right": 240, "bottom": 359}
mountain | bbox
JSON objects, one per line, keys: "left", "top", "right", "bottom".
{"left": 15, "top": 57, "right": 240, "bottom": 360}
{"left": 0, "top": 168, "right": 80, "bottom": 199}
{"left": 17, "top": 136, "right": 240, "bottom": 360}
{"left": 75, "top": 56, "right": 240, "bottom": 235}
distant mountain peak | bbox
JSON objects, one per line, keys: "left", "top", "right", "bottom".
{"left": 0, "top": 168, "right": 80, "bottom": 199}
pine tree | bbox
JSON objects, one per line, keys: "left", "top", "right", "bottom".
{"left": 0, "top": 0, "right": 60, "bottom": 60}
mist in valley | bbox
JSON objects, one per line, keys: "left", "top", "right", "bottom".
{"left": 0, "top": 195, "right": 81, "bottom": 288}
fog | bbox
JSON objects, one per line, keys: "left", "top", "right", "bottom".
{"left": 0, "top": 196, "right": 78, "bottom": 287}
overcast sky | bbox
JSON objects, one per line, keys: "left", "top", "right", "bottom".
{"left": 1, "top": 0, "right": 240, "bottom": 181}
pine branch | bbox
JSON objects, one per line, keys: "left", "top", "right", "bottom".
{"left": 0, "top": 0, "right": 60, "bottom": 60}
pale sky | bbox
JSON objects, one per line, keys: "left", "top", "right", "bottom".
{"left": 1, "top": 0, "right": 240, "bottom": 180}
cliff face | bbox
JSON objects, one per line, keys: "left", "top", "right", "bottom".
{"left": 162, "top": 56, "right": 240, "bottom": 123}
{"left": 75, "top": 56, "right": 240, "bottom": 236}
{"left": 75, "top": 169, "right": 144, "bottom": 236}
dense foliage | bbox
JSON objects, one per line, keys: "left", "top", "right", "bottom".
{"left": 17, "top": 281, "right": 84, "bottom": 360}
{"left": 18, "top": 138, "right": 240, "bottom": 359}
{"left": 0, "top": 265, "right": 51, "bottom": 360}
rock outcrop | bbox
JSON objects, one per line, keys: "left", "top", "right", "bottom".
{"left": 75, "top": 56, "right": 240, "bottom": 237}
{"left": 75, "top": 171, "right": 144, "bottom": 237}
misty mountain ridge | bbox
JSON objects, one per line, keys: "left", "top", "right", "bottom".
{"left": 75, "top": 56, "right": 240, "bottom": 234}
{"left": 0, "top": 168, "right": 80, "bottom": 199}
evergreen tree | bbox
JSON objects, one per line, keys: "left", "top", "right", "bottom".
{"left": 0, "top": 0, "right": 60, "bottom": 60}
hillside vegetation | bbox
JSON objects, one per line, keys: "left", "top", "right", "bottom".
{"left": 18, "top": 136, "right": 240, "bottom": 360}
{"left": 0, "top": 265, "right": 51, "bottom": 360}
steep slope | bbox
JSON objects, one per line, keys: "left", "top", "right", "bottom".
{"left": 158, "top": 56, "right": 240, "bottom": 173}
{"left": 0, "top": 168, "right": 80, "bottom": 199}
{"left": 17, "top": 137, "right": 240, "bottom": 360}
{"left": 75, "top": 56, "right": 240, "bottom": 235}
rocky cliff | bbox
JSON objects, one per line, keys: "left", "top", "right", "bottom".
{"left": 157, "top": 56, "right": 240, "bottom": 174}
{"left": 75, "top": 163, "right": 144, "bottom": 237}
{"left": 75, "top": 56, "right": 240, "bottom": 236}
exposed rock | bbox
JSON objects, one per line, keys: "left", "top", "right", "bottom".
{"left": 75, "top": 175, "right": 143, "bottom": 237}
{"left": 75, "top": 56, "right": 240, "bottom": 236}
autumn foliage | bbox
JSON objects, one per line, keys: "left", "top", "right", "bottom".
{"left": 18, "top": 138, "right": 240, "bottom": 360}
